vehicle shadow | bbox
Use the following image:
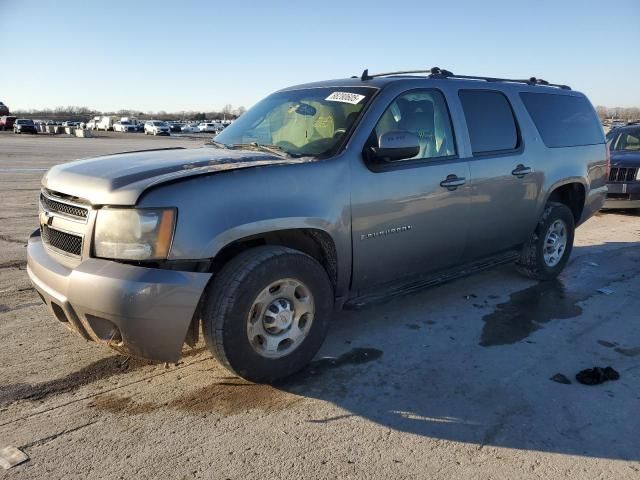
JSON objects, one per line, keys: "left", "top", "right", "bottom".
{"left": 276, "top": 242, "right": 640, "bottom": 461}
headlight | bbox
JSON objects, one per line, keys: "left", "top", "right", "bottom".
{"left": 94, "top": 208, "right": 176, "bottom": 260}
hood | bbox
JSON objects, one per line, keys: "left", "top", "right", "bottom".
{"left": 611, "top": 150, "right": 640, "bottom": 166}
{"left": 43, "top": 146, "right": 310, "bottom": 205}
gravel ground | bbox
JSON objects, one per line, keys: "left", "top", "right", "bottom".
{"left": 0, "top": 131, "right": 639, "bottom": 479}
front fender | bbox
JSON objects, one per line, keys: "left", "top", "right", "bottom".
{"left": 137, "top": 158, "right": 352, "bottom": 294}
{"left": 204, "top": 217, "right": 334, "bottom": 258}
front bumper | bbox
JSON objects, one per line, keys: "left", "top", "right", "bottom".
{"left": 603, "top": 198, "right": 640, "bottom": 209}
{"left": 27, "top": 231, "right": 211, "bottom": 362}
{"left": 603, "top": 181, "right": 640, "bottom": 209}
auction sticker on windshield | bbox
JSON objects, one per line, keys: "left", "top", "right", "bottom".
{"left": 325, "top": 92, "right": 366, "bottom": 104}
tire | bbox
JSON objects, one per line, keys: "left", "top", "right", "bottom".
{"left": 516, "top": 202, "right": 575, "bottom": 281}
{"left": 201, "top": 246, "right": 334, "bottom": 383}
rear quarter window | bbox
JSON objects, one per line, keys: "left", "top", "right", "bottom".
{"left": 520, "top": 92, "right": 604, "bottom": 148}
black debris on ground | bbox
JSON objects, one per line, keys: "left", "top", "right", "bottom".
{"left": 550, "top": 373, "right": 572, "bottom": 384}
{"left": 576, "top": 366, "right": 620, "bottom": 386}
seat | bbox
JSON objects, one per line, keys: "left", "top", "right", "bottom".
{"left": 397, "top": 100, "right": 436, "bottom": 158}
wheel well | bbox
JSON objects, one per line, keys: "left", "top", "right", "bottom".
{"left": 547, "top": 183, "right": 585, "bottom": 224}
{"left": 210, "top": 229, "right": 338, "bottom": 290}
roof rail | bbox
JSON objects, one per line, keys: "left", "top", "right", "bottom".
{"left": 359, "top": 67, "right": 571, "bottom": 90}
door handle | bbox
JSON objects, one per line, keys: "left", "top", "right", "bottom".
{"left": 512, "top": 164, "right": 532, "bottom": 177}
{"left": 440, "top": 175, "right": 466, "bottom": 191}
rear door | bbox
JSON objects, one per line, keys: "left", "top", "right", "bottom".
{"left": 457, "top": 89, "right": 541, "bottom": 259}
{"left": 350, "top": 88, "right": 471, "bottom": 290}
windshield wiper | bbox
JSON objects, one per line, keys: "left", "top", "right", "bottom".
{"left": 232, "top": 142, "right": 299, "bottom": 159}
{"left": 209, "top": 140, "right": 230, "bottom": 149}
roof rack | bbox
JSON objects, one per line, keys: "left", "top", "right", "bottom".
{"left": 358, "top": 67, "right": 571, "bottom": 90}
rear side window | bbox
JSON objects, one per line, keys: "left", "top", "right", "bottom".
{"left": 520, "top": 92, "right": 604, "bottom": 147}
{"left": 459, "top": 90, "right": 519, "bottom": 154}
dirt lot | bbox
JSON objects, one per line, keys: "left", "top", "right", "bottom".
{"left": 1, "top": 132, "right": 639, "bottom": 479}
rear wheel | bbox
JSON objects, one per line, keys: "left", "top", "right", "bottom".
{"left": 516, "top": 202, "right": 575, "bottom": 280}
{"left": 201, "top": 246, "right": 333, "bottom": 383}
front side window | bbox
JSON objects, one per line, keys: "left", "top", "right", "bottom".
{"left": 459, "top": 90, "right": 519, "bottom": 154}
{"left": 215, "top": 87, "right": 376, "bottom": 157}
{"left": 612, "top": 128, "right": 640, "bottom": 151}
{"left": 368, "top": 89, "right": 456, "bottom": 160}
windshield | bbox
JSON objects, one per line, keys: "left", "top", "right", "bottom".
{"left": 612, "top": 128, "right": 640, "bottom": 151}
{"left": 215, "top": 86, "right": 376, "bottom": 157}
{"left": 153, "top": 121, "right": 167, "bottom": 126}
{"left": 17, "top": 119, "right": 33, "bottom": 125}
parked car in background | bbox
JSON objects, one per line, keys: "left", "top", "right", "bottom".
{"left": 181, "top": 123, "right": 199, "bottom": 133}
{"left": 13, "top": 118, "right": 37, "bottom": 134}
{"left": 96, "top": 116, "right": 115, "bottom": 131}
{"left": 113, "top": 120, "right": 137, "bottom": 133}
{"left": 198, "top": 122, "right": 218, "bottom": 132}
{"left": 86, "top": 116, "right": 101, "bottom": 130}
{"left": 610, "top": 119, "right": 627, "bottom": 129}
{"left": 27, "top": 68, "right": 607, "bottom": 382}
{"left": 144, "top": 120, "right": 170, "bottom": 136}
{"left": 603, "top": 125, "right": 640, "bottom": 210}
{"left": 168, "top": 122, "right": 183, "bottom": 133}
{"left": 0, "top": 115, "right": 16, "bottom": 130}
{"left": 0, "top": 101, "right": 9, "bottom": 116}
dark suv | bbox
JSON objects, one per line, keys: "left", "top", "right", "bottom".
{"left": 604, "top": 125, "right": 640, "bottom": 209}
{"left": 28, "top": 68, "right": 607, "bottom": 382}
{"left": 13, "top": 118, "right": 37, "bottom": 134}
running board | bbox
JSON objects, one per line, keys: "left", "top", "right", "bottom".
{"left": 344, "top": 250, "right": 520, "bottom": 310}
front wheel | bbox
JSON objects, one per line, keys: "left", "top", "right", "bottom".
{"left": 201, "top": 246, "right": 333, "bottom": 383}
{"left": 516, "top": 202, "right": 575, "bottom": 280}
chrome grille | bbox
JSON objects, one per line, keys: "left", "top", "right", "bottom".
{"left": 41, "top": 225, "right": 83, "bottom": 257}
{"left": 609, "top": 167, "right": 637, "bottom": 183}
{"left": 40, "top": 193, "right": 88, "bottom": 220}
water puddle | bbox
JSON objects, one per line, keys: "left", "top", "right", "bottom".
{"left": 280, "top": 347, "right": 383, "bottom": 385}
{"left": 480, "top": 280, "right": 581, "bottom": 346}
{"left": 614, "top": 346, "right": 640, "bottom": 357}
{"left": 480, "top": 247, "right": 640, "bottom": 347}
{"left": 88, "top": 348, "right": 383, "bottom": 415}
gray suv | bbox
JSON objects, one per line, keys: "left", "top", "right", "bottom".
{"left": 27, "top": 68, "right": 607, "bottom": 382}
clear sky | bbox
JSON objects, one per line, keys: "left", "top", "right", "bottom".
{"left": 1, "top": 0, "right": 638, "bottom": 112}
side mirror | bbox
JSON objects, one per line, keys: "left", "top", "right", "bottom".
{"left": 367, "top": 131, "right": 420, "bottom": 162}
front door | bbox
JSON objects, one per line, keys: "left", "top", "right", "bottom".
{"left": 350, "top": 89, "right": 471, "bottom": 291}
